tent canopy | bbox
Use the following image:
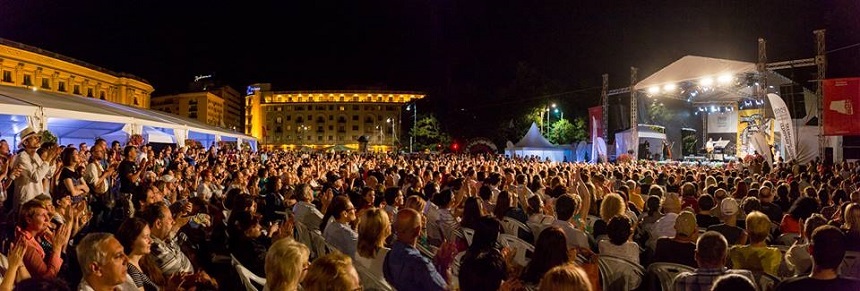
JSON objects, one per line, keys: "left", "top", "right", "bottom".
{"left": 634, "top": 55, "right": 812, "bottom": 103}
{"left": 514, "top": 123, "right": 555, "bottom": 148}
{"left": 0, "top": 85, "right": 256, "bottom": 146}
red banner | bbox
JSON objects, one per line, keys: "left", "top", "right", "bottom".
{"left": 823, "top": 78, "right": 860, "bottom": 136}
{"left": 588, "top": 106, "right": 603, "bottom": 141}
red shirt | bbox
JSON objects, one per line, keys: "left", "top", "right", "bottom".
{"left": 16, "top": 227, "right": 62, "bottom": 279}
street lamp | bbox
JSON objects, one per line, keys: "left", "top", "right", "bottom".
{"left": 386, "top": 118, "right": 396, "bottom": 149}
{"left": 406, "top": 103, "right": 417, "bottom": 152}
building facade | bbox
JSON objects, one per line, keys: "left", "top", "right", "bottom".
{"left": 151, "top": 92, "right": 226, "bottom": 127}
{"left": 245, "top": 83, "right": 424, "bottom": 152}
{"left": 0, "top": 38, "right": 153, "bottom": 108}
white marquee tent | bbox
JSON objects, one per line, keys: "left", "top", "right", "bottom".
{"left": 0, "top": 85, "right": 256, "bottom": 150}
{"left": 505, "top": 123, "right": 572, "bottom": 162}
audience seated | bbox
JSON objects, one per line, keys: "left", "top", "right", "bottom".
{"left": 538, "top": 263, "right": 593, "bottom": 291}
{"left": 655, "top": 211, "right": 698, "bottom": 267}
{"left": 599, "top": 215, "right": 641, "bottom": 264}
{"left": 264, "top": 238, "right": 310, "bottom": 291}
{"left": 382, "top": 208, "right": 446, "bottom": 291}
{"left": 674, "top": 231, "right": 753, "bottom": 291}
{"left": 355, "top": 207, "right": 391, "bottom": 280}
{"left": 785, "top": 214, "right": 827, "bottom": 276}
{"left": 303, "top": 252, "right": 361, "bottom": 291}
{"left": 776, "top": 225, "right": 860, "bottom": 291}
{"left": 729, "top": 211, "right": 782, "bottom": 275}
{"left": 320, "top": 196, "right": 358, "bottom": 259}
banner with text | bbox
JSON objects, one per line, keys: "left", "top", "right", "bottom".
{"left": 823, "top": 78, "right": 860, "bottom": 135}
{"left": 768, "top": 93, "right": 797, "bottom": 162}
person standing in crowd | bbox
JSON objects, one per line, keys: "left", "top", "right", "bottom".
{"left": 12, "top": 127, "right": 61, "bottom": 209}
{"left": 118, "top": 146, "right": 149, "bottom": 203}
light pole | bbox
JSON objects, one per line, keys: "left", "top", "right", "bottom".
{"left": 387, "top": 118, "right": 396, "bottom": 149}
{"left": 406, "top": 103, "right": 417, "bottom": 152}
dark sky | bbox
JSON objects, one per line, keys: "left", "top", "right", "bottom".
{"left": 1, "top": 0, "right": 858, "bottom": 137}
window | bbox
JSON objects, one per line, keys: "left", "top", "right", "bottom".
{"left": 352, "top": 115, "right": 358, "bottom": 121}
{"left": 23, "top": 75, "right": 32, "bottom": 86}
{"left": 58, "top": 82, "right": 66, "bottom": 92}
{"left": 134, "top": 97, "right": 139, "bottom": 105}
{"left": 296, "top": 106, "right": 304, "bottom": 111}
{"left": 286, "top": 115, "right": 291, "bottom": 121}
{"left": 338, "top": 126, "right": 345, "bottom": 133}
{"left": 328, "top": 115, "right": 333, "bottom": 121}
{"left": 99, "top": 91, "right": 105, "bottom": 100}
{"left": 339, "top": 106, "right": 345, "bottom": 111}
{"left": 328, "top": 125, "right": 334, "bottom": 130}
{"left": 276, "top": 117, "right": 283, "bottom": 123}
{"left": 328, "top": 105, "right": 334, "bottom": 110}
{"left": 40, "top": 78, "right": 50, "bottom": 89}
{"left": 317, "top": 136, "right": 323, "bottom": 141}
{"left": 352, "top": 105, "right": 359, "bottom": 110}
{"left": 275, "top": 126, "right": 283, "bottom": 133}
{"left": 276, "top": 107, "right": 283, "bottom": 112}
{"left": 1, "top": 71, "right": 11, "bottom": 83}
{"left": 316, "top": 126, "right": 323, "bottom": 133}
{"left": 352, "top": 125, "right": 359, "bottom": 131}
{"left": 87, "top": 88, "right": 94, "bottom": 97}
{"left": 328, "top": 136, "right": 333, "bottom": 141}
{"left": 73, "top": 85, "right": 81, "bottom": 95}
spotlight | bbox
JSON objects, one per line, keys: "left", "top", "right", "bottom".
{"left": 718, "top": 74, "right": 733, "bottom": 84}
{"left": 663, "top": 84, "right": 676, "bottom": 92}
{"left": 648, "top": 86, "right": 660, "bottom": 94}
{"left": 700, "top": 77, "right": 714, "bottom": 86}
{"left": 711, "top": 106, "right": 717, "bottom": 112}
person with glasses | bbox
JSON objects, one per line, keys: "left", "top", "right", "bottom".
{"left": 321, "top": 196, "right": 358, "bottom": 259}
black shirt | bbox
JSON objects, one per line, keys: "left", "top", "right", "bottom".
{"left": 776, "top": 276, "right": 860, "bottom": 291}
{"left": 696, "top": 214, "right": 721, "bottom": 229}
{"left": 55, "top": 167, "right": 80, "bottom": 200}
{"left": 654, "top": 237, "right": 697, "bottom": 268}
{"left": 118, "top": 160, "right": 138, "bottom": 194}
{"left": 708, "top": 223, "right": 744, "bottom": 245}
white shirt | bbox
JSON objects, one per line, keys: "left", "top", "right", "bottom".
{"left": 551, "top": 219, "right": 589, "bottom": 249}
{"left": 652, "top": 212, "right": 679, "bottom": 239}
{"left": 77, "top": 275, "right": 139, "bottom": 291}
{"left": 12, "top": 151, "right": 55, "bottom": 209}
{"left": 293, "top": 201, "right": 323, "bottom": 231}
{"left": 598, "top": 240, "right": 641, "bottom": 265}
{"left": 84, "top": 161, "right": 109, "bottom": 194}
{"left": 355, "top": 247, "right": 390, "bottom": 280}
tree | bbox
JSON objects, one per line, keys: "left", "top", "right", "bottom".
{"left": 548, "top": 117, "right": 587, "bottom": 144}
{"left": 410, "top": 114, "right": 451, "bottom": 151}
{"left": 648, "top": 100, "right": 674, "bottom": 127}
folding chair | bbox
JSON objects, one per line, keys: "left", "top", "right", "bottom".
{"left": 755, "top": 272, "right": 780, "bottom": 291}
{"left": 499, "top": 233, "right": 535, "bottom": 267}
{"left": 353, "top": 260, "right": 394, "bottom": 291}
{"left": 599, "top": 255, "right": 645, "bottom": 291}
{"left": 646, "top": 262, "right": 694, "bottom": 291}
{"left": 840, "top": 251, "right": 860, "bottom": 279}
{"left": 502, "top": 217, "right": 533, "bottom": 238}
{"left": 232, "top": 254, "right": 266, "bottom": 291}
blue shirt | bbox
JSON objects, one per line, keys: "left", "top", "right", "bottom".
{"left": 383, "top": 241, "right": 446, "bottom": 291}
{"left": 323, "top": 221, "right": 358, "bottom": 259}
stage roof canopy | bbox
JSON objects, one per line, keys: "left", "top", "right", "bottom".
{"left": 634, "top": 55, "right": 808, "bottom": 103}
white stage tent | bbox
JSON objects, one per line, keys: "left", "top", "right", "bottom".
{"left": 632, "top": 55, "right": 834, "bottom": 163}
{"left": 505, "top": 123, "right": 573, "bottom": 162}
{"left": 615, "top": 125, "right": 666, "bottom": 160}
{"left": 0, "top": 86, "right": 257, "bottom": 150}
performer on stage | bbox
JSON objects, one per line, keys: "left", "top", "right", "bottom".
{"left": 705, "top": 138, "right": 715, "bottom": 160}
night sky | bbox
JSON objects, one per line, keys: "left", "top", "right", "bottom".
{"left": 1, "top": 0, "right": 858, "bottom": 138}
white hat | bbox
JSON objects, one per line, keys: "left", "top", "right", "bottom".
{"left": 18, "top": 127, "right": 39, "bottom": 147}
{"left": 721, "top": 198, "right": 740, "bottom": 216}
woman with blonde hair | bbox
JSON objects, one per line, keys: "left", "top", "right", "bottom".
{"left": 303, "top": 253, "right": 361, "bottom": 291}
{"left": 355, "top": 208, "right": 391, "bottom": 278}
{"left": 265, "top": 238, "right": 310, "bottom": 291}
{"left": 842, "top": 203, "right": 860, "bottom": 251}
{"left": 538, "top": 263, "right": 593, "bottom": 291}
{"left": 592, "top": 193, "right": 626, "bottom": 239}
{"left": 728, "top": 211, "right": 781, "bottom": 275}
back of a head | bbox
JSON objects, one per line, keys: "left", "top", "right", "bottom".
{"left": 459, "top": 248, "right": 507, "bottom": 291}
{"left": 607, "top": 215, "right": 632, "bottom": 246}
{"left": 711, "top": 274, "right": 756, "bottom": 291}
{"left": 744, "top": 211, "right": 771, "bottom": 243}
{"left": 303, "top": 252, "right": 359, "bottom": 291}
{"left": 555, "top": 194, "right": 578, "bottom": 221}
{"left": 265, "top": 238, "right": 310, "bottom": 291}
{"left": 810, "top": 225, "right": 847, "bottom": 270}
{"left": 538, "top": 263, "right": 593, "bottom": 291}
{"left": 696, "top": 231, "right": 728, "bottom": 267}
{"left": 394, "top": 208, "right": 421, "bottom": 241}
{"left": 471, "top": 216, "right": 502, "bottom": 250}
{"left": 523, "top": 226, "right": 570, "bottom": 284}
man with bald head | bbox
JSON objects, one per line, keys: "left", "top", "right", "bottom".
{"left": 383, "top": 208, "right": 446, "bottom": 291}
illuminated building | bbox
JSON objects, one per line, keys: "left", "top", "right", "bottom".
{"left": 152, "top": 76, "right": 243, "bottom": 130}
{"left": 245, "top": 83, "right": 425, "bottom": 152}
{"left": 0, "top": 38, "right": 153, "bottom": 108}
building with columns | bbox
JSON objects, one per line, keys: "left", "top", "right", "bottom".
{"left": 245, "top": 83, "right": 424, "bottom": 152}
{"left": 0, "top": 38, "right": 153, "bottom": 108}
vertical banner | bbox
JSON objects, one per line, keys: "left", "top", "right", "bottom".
{"left": 767, "top": 93, "right": 797, "bottom": 162}
{"left": 591, "top": 116, "right": 598, "bottom": 162}
{"left": 823, "top": 78, "right": 860, "bottom": 135}
{"left": 588, "top": 106, "right": 603, "bottom": 141}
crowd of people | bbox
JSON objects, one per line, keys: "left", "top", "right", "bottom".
{"left": 0, "top": 126, "right": 859, "bottom": 290}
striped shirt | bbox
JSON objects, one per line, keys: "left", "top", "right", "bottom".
{"left": 150, "top": 234, "right": 194, "bottom": 275}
